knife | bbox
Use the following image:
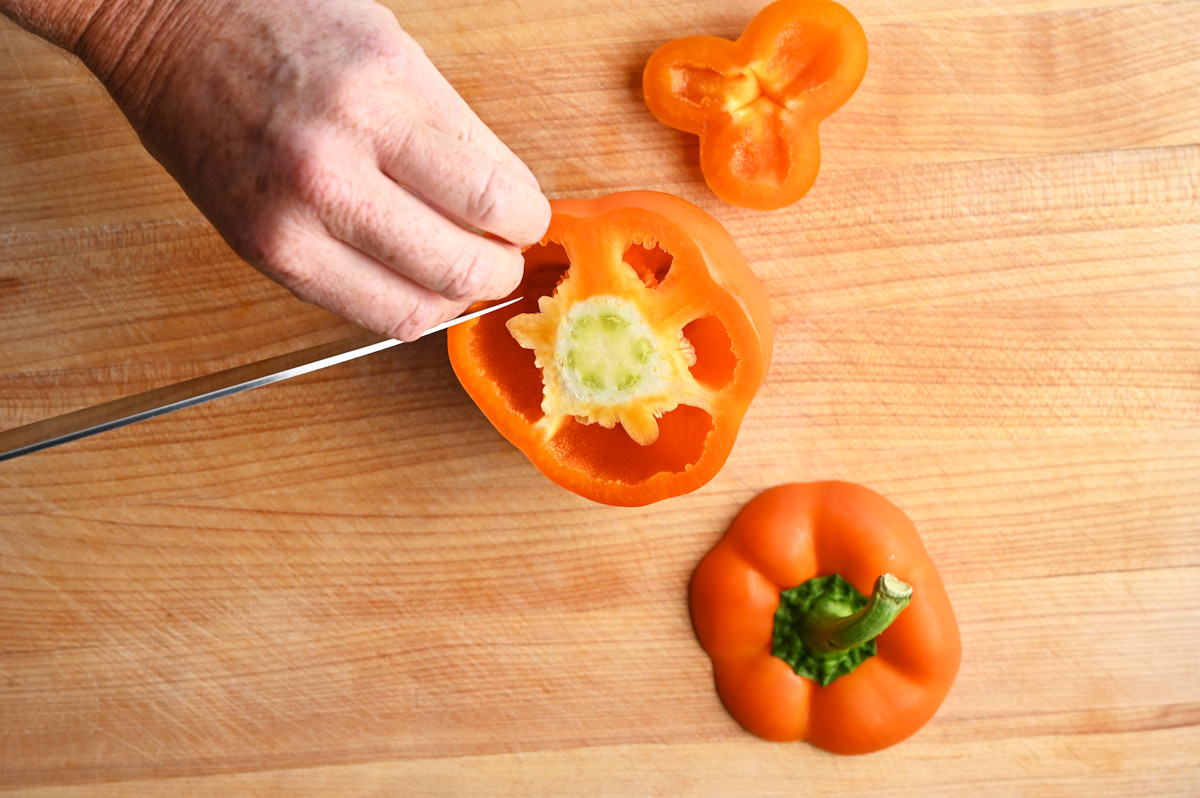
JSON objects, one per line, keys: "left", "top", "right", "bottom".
{"left": 0, "top": 297, "right": 520, "bottom": 462}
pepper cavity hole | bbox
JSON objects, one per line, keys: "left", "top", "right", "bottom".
{"left": 477, "top": 241, "right": 572, "bottom": 425}
{"left": 622, "top": 243, "right": 673, "bottom": 289}
{"left": 548, "top": 405, "right": 713, "bottom": 483}
{"left": 682, "top": 316, "right": 738, "bottom": 389}
{"left": 524, "top": 241, "right": 572, "bottom": 298}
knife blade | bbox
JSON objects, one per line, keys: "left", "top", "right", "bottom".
{"left": 0, "top": 297, "right": 520, "bottom": 462}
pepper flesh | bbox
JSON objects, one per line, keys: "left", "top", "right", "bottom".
{"left": 447, "top": 191, "right": 772, "bottom": 507}
{"left": 689, "top": 481, "right": 960, "bottom": 753}
{"left": 643, "top": 0, "right": 868, "bottom": 210}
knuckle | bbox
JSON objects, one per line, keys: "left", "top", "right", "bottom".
{"left": 286, "top": 150, "right": 345, "bottom": 212}
{"left": 382, "top": 114, "right": 419, "bottom": 162}
{"left": 385, "top": 294, "right": 443, "bottom": 342}
{"left": 441, "top": 245, "right": 493, "bottom": 301}
{"left": 464, "top": 165, "right": 514, "bottom": 229}
{"left": 457, "top": 119, "right": 484, "bottom": 150}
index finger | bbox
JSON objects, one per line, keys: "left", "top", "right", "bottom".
{"left": 380, "top": 117, "right": 551, "bottom": 247}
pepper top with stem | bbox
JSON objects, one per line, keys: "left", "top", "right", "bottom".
{"left": 689, "top": 481, "right": 961, "bottom": 753}
{"left": 773, "top": 573, "right": 913, "bottom": 686}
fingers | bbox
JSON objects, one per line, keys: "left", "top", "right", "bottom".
{"left": 383, "top": 41, "right": 546, "bottom": 194}
{"left": 320, "top": 166, "right": 528, "bottom": 304}
{"left": 188, "top": 9, "right": 551, "bottom": 336}
{"left": 378, "top": 115, "right": 551, "bottom": 249}
{"left": 269, "top": 226, "right": 470, "bottom": 342}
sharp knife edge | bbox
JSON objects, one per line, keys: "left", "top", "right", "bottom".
{"left": 0, "top": 297, "right": 521, "bottom": 462}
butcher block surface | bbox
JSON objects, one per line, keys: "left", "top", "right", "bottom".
{"left": 2, "top": 0, "right": 1198, "bottom": 794}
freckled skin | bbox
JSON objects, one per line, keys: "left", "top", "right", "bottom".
{"left": 2, "top": 0, "right": 551, "bottom": 340}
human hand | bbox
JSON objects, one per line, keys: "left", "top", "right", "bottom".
{"left": 75, "top": 0, "right": 551, "bottom": 340}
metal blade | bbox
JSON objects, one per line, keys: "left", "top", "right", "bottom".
{"left": 0, "top": 297, "right": 520, "bottom": 462}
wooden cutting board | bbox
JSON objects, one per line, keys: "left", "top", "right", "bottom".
{"left": 2, "top": 0, "right": 1198, "bottom": 794}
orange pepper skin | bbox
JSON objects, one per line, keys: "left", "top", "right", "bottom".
{"left": 690, "top": 482, "right": 961, "bottom": 753}
{"left": 643, "top": 0, "right": 868, "bottom": 210}
{"left": 447, "top": 191, "right": 773, "bottom": 507}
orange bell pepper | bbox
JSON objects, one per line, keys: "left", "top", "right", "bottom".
{"left": 447, "top": 191, "right": 772, "bottom": 507}
{"left": 690, "top": 481, "right": 960, "bottom": 753}
{"left": 643, "top": 0, "right": 868, "bottom": 210}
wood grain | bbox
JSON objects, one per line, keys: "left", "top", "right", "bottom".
{"left": 2, "top": 0, "right": 1198, "bottom": 794}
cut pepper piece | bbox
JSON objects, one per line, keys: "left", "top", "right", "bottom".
{"left": 447, "top": 191, "right": 772, "bottom": 507}
{"left": 643, "top": 0, "right": 868, "bottom": 210}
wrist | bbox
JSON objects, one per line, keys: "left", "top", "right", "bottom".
{"left": 75, "top": 1, "right": 210, "bottom": 122}
{"left": 0, "top": 0, "right": 107, "bottom": 50}
{"left": 1, "top": 0, "right": 213, "bottom": 126}
{"left": 16, "top": 0, "right": 235, "bottom": 131}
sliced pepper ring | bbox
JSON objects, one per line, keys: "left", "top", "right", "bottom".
{"left": 643, "top": 0, "right": 869, "bottom": 210}
{"left": 447, "top": 191, "right": 772, "bottom": 507}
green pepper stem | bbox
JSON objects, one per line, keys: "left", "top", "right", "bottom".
{"left": 805, "top": 574, "right": 913, "bottom": 654}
